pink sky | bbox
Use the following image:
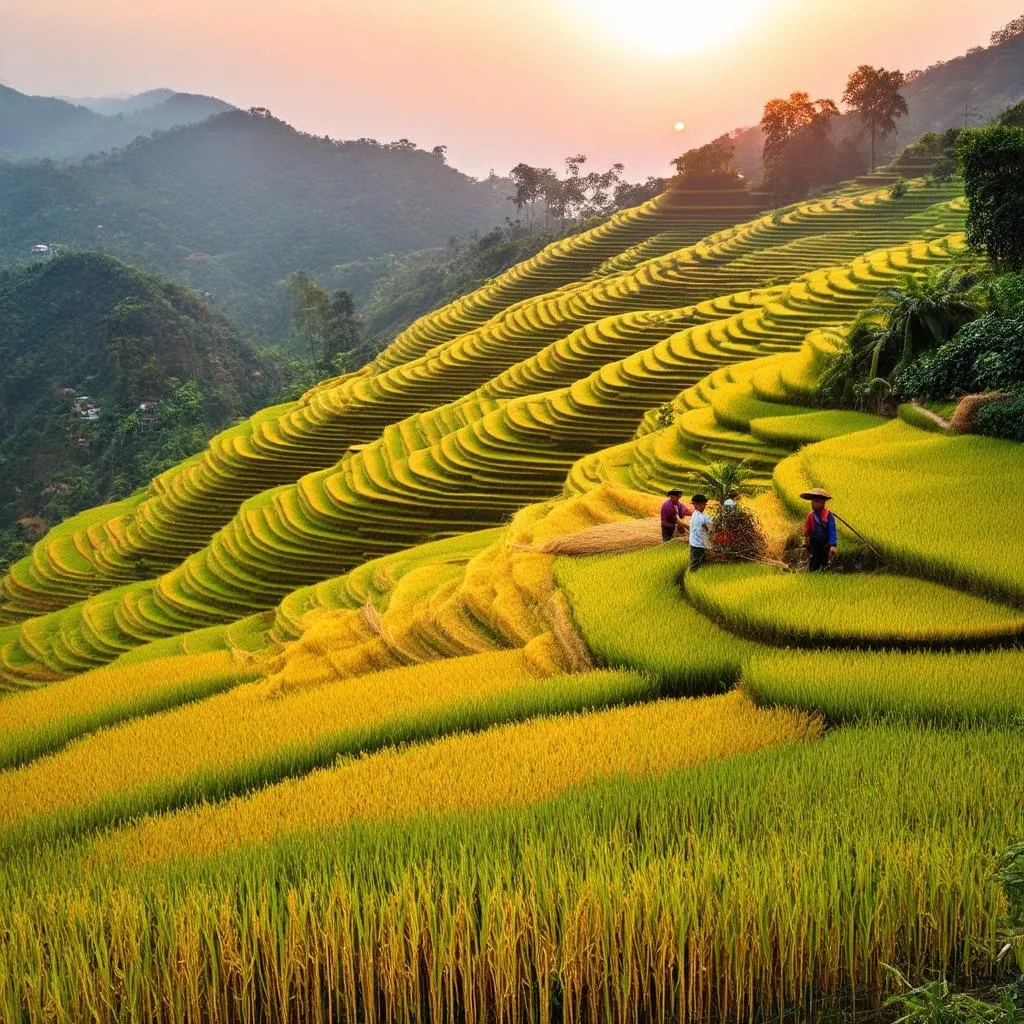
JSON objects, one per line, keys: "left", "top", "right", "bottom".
{"left": 2, "top": 0, "right": 1021, "bottom": 179}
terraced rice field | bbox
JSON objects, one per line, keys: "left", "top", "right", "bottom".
{"left": 1, "top": 176, "right": 1020, "bottom": 1024}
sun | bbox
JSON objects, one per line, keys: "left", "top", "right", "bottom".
{"left": 583, "top": 0, "right": 768, "bottom": 56}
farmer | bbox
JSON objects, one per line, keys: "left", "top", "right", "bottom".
{"left": 688, "top": 494, "right": 712, "bottom": 570}
{"left": 660, "top": 489, "right": 692, "bottom": 542}
{"left": 800, "top": 487, "right": 838, "bottom": 572}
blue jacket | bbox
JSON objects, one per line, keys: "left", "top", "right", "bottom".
{"left": 805, "top": 510, "right": 838, "bottom": 546}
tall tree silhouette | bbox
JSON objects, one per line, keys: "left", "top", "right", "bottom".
{"left": 843, "top": 66, "right": 908, "bottom": 173}
{"left": 761, "top": 93, "right": 839, "bottom": 200}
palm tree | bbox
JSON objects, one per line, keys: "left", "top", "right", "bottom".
{"left": 853, "top": 266, "right": 984, "bottom": 381}
{"left": 697, "top": 460, "right": 755, "bottom": 504}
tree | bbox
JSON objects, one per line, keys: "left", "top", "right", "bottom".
{"left": 842, "top": 66, "right": 909, "bottom": 173}
{"left": 991, "top": 13, "right": 1024, "bottom": 45}
{"left": 671, "top": 135, "right": 742, "bottom": 189}
{"left": 697, "top": 460, "right": 755, "bottom": 504}
{"left": 761, "top": 93, "right": 840, "bottom": 199}
{"left": 430, "top": 145, "right": 448, "bottom": 164}
{"left": 957, "top": 125, "right": 1024, "bottom": 271}
{"left": 509, "top": 156, "right": 628, "bottom": 225}
{"left": 322, "top": 290, "right": 361, "bottom": 371}
{"left": 852, "top": 266, "right": 984, "bottom": 381}
{"left": 508, "top": 163, "right": 548, "bottom": 221}
{"left": 282, "top": 270, "right": 330, "bottom": 363}
{"left": 580, "top": 162, "right": 625, "bottom": 217}
{"left": 997, "top": 100, "right": 1024, "bottom": 129}
{"left": 613, "top": 176, "right": 665, "bottom": 209}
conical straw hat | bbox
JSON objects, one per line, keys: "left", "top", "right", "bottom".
{"left": 799, "top": 487, "right": 833, "bottom": 501}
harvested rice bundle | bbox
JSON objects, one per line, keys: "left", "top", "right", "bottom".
{"left": 708, "top": 505, "right": 767, "bottom": 564}
{"left": 538, "top": 517, "right": 664, "bottom": 555}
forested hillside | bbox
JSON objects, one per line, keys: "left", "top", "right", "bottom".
{"left": 0, "top": 110, "right": 512, "bottom": 337}
{"left": 0, "top": 84, "right": 233, "bottom": 161}
{"left": 0, "top": 253, "right": 273, "bottom": 566}
{"left": 731, "top": 29, "right": 1024, "bottom": 181}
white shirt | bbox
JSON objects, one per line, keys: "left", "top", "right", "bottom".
{"left": 689, "top": 509, "right": 713, "bottom": 549}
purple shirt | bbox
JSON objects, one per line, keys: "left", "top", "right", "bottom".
{"left": 660, "top": 498, "right": 690, "bottom": 527}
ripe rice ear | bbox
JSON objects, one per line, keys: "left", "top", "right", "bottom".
{"left": 747, "top": 492, "right": 795, "bottom": 562}
{"left": 361, "top": 600, "right": 384, "bottom": 637}
{"left": 545, "top": 591, "right": 594, "bottom": 673}
{"left": 539, "top": 517, "right": 663, "bottom": 556}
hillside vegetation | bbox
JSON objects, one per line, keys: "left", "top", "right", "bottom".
{"left": 0, "top": 109, "right": 513, "bottom": 337}
{"left": 0, "top": 253, "right": 274, "bottom": 569}
{"left": 0, "top": 84, "right": 233, "bottom": 161}
{"left": 731, "top": 29, "right": 1024, "bottom": 181}
{"left": 0, "top": 166, "right": 1021, "bottom": 1024}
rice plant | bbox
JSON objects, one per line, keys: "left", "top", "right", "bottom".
{"left": 556, "top": 544, "right": 752, "bottom": 690}
{"left": 743, "top": 647, "right": 1024, "bottom": 726}
{"left": 97, "top": 690, "right": 815, "bottom": 866}
{"left": 0, "top": 722, "right": 1018, "bottom": 1024}
{"left": 0, "top": 653, "right": 688, "bottom": 847}
{"left": 686, "top": 563, "right": 1024, "bottom": 648}
{"left": 0, "top": 651, "right": 261, "bottom": 770}
{"left": 778, "top": 420, "right": 1024, "bottom": 603}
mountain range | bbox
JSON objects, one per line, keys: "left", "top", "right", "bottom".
{"left": 0, "top": 84, "right": 234, "bottom": 162}
{"left": 0, "top": 108, "right": 512, "bottom": 338}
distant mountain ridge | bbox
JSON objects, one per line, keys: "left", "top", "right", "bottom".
{"left": 0, "top": 109, "right": 512, "bottom": 338}
{"left": 730, "top": 30, "right": 1024, "bottom": 181}
{"left": 0, "top": 84, "right": 234, "bottom": 161}
{"left": 65, "top": 89, "right": 180, "bottom": 116}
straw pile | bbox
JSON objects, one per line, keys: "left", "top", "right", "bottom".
{"left": 709, "top": 505, "right": 767, "bottom": 564}
{"left": 949, "top": 392, "right": 1015, "bottom": 434}
{"left": 537, "top": 517, "right": 667, "bottom": 556}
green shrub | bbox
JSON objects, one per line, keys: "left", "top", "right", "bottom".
{"left": 975, "top": 393, "right": 1024, "bottom": 442}
{"left": 957, "top": 125, "right": 1024, "bottom": 272}
{"left": 894, "top": 313, "right": 1024, "bottom": 399}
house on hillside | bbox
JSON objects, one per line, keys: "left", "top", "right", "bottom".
{"left": 139, "top": 399, "right": 159, "bottom": 425}
{"left": 30, "top": 244, "right": 49, "bottom": 254}
{"left": 72, "top": 396, "right": 100, "bottom": 421}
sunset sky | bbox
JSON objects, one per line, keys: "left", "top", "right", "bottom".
{"left": 2, "top": 0, "right": 1021, "bottom": 179}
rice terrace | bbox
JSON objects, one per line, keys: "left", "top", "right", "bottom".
{"left": 1, "top": 3, "right": 1024, "bottom": 1023}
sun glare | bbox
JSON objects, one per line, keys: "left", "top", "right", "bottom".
{"left": 584, "top": 0, "right": 769, "bottom": 56}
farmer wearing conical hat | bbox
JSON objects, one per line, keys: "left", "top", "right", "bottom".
{"left": 801, "top": 488, "right": 837, "bottom": 572}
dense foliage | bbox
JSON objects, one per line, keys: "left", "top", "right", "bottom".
{"left": 0, "top": 253, "right": 272, "bottom": 569}
{"left": 957, "top": 125, "right": 1024, "bottom": 271}
{"left": 822, "top": 266, "right": 984, "bottom": 408}
{"left": 669, "top": 135, "right": 745, "bottom": 189}
{"left": 890, "top": 272, "right": 1024, "bottom": 438}
{"left": 895, "top": 312, "right": 1024, "bottom": 399}
{"left": 760, "top": 92, "right": 841, "bottom": 198}
{"left": 0, "top": 110, "right": 511, "bottom": 338}
{"left": 505, "top": 155, "right": 658, "bottom": 225}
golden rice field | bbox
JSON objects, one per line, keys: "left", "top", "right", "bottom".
{"left": 0, "top": 174, "right": 1020, "bottom": 1023}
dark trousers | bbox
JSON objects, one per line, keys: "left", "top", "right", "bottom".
{"left": 808, "top": 541, "right": 831, "bottom": 572}
{"left": 661, "top": 524, "right": 676, "bottom": 542}
{"left": 689, "top": 546, "right": 707, "bottom": 571}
